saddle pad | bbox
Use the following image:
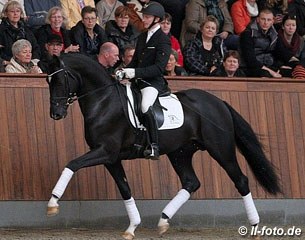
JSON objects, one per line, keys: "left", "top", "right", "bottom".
{"left": 126, "top": 83, "right": 184, "bottom": 130}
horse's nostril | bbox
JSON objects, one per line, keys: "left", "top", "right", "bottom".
{"left": 51, "top": 114, "right": 62, "bottom": 120}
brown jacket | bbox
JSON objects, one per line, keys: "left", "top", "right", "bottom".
{"left": 180, "top": 0, "right": 234, "bottom": 47}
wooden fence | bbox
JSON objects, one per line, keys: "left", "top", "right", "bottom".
{"left": 0, "top": 74, "right": 304, "bottom": 201}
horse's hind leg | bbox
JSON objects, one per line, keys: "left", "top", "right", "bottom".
{"left": 158, "top": 144, "right": 200, "bottom": 235}
{"left": 207, "top": 140, "right": 259, "bottom": 226}
{"left": 105, "top": 163, "right": 140, "bottom": 240}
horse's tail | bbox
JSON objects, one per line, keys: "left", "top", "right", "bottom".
{"left": 224, "top": 102, "right": 281, "bottom": 195}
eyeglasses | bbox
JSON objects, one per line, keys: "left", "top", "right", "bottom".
{"left": 51, "top": 16, "right": 63, "bottom": 19}
{"left": 8, "top": 9, "right": 21, "bottom": 14}
{"left": 83, "top": 17, "right": 97, "bottom": 21}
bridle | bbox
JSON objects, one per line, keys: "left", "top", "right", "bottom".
{"left": 47, "top": 68, "right": 77, "bottom": 107}
{"left": 47, "top": 66, "right": 119, "bottom": 107}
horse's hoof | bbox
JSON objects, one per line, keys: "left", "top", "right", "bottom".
{"left": 158, "top": 218, "right": 170, "bottom": 236}
{"left": 122, "top": 231, "right": 134, "bottom": 240}
{"left": 47, "top": 206, "right": 59, "bottom": 217}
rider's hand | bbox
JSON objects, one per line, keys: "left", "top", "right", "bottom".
{"left": 122, "top": 68, "right": 135, "bottom": 79}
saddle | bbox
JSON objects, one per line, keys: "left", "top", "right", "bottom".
{"left": 125, "top": 82, "right": 184, "bottom": 130}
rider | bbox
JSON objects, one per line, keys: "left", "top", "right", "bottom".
{"left": 119, "top": 1, "right": 171, "bottom": 160}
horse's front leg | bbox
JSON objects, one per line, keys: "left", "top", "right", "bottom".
{"left": 158, "top": 150, "right": 200, "bottom": 236}
{"left": 105, "top": 162, "right": 141, "bottom": 240}
{"left": 47, "top": 147, "right": 115, "bottom": 216}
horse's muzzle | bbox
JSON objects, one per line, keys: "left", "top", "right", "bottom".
{"left": 51, "top": 113, "right": 66, "bottom": 120}
{"left": 50, "top": 108, "right": 67, "bottom": 120}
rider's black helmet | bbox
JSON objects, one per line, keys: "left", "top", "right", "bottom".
{"left": 140, "top": 1, "right": 165, "bottom": 20}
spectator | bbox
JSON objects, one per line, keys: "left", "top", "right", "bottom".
{"left": 230, "top": 0, "right": 258, "bottom": 35}
{"left": 180, "top": 0, "right": 238, "bottom": 50}
{"left": 24, "top": 0, "right": 61, "bottom": 33}
{"left": 70, "top": 6, "right": 108, "bottom": 57}
{"left": 105, "top": 5, "right": 139, "bottom": 56}
{"left": 0, "top": 0, "right": 25, "bottom": 21}
{"left": 183, "top": 15, "right": 224, "bottom": 76}
{"left": 38, "top": 34, "right": 63, "bottom": 72}
{"left": 275, "top": 14, "right": 305, "bottom": 77}
{"left": 126, "top": 0, "right": 146, "bottom": 32}
{"left": 288, "top": 0, "right": 305, "bottom": 38}
{"left": 154, "top": 0, "right": 185, "bottom": 39}
{"left": 240, "top": 8, "right": 287, "bottom": 77}
{"left": 0, "top": 1, "right": 40, "bottom": 67}
{"left": 257, "top": 0, "right": 288, "bottom": 29}
{"left": 211, "top": 50, "right": 245, "bottom": 77}
{"left": 96, "top": 0, "right": 123, "bottom": 27}
{"left": 5, "top": 39, "right": 42, "bottom": 73}
{"left": 165, "top": 49, "right": 188, "bottom": 76}
{"left": 97, "top": 41, "right": 120, "bottom": 74}
{"left": 36, "top": 6, "right": 79, "bottom": 54}
{"left": 115, "top": 44, "right": 135, "bottom": 71}
{"left": 160, "top": 12, "right": 184, "bottom": 66}
{"left": 60, "top": 0, "right": 96, "bottom": 29}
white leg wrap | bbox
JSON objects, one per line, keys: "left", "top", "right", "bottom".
{"left": 124, "top": 197, "right": 141, "bottom": 235}
{"left": 51, "top": 168, "right": 74, "bottom": 199}
{"left": 243, "top": 192, "right": 260, "bottom": 225}
{"left": 162, "top": 189, "right": 190, "bottom": 219}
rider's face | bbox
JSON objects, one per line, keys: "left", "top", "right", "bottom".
{"left": 142, "top": 14, "right": 156, "bottom": 29}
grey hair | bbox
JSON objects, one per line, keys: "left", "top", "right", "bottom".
{"left": 12, "top": 39, "right": 32, "bottom": 57}
{"left": 45, "top": 6, "right": 68, "bottom": 28}
{"left": 1, "top": 1, "right": 25, "bottom": 19}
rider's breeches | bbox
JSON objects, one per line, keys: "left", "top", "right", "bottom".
{"left": 140, "top": 86, "right": 158, "bottom": 113}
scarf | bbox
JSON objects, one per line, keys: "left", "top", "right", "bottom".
{"left": 246, "top": 1, "right": 259, "bottom": 17}
{"left": 2, "top": 18, "right": 26, "bottom": 41}
{"left": 278, "top": 28, "right": 301, "bottom": 55}
{"left": 14, "top": 57, "right": 34, "bottom": 73}
{"left": 205, "top": 0, "right": 224, "bottom": 32}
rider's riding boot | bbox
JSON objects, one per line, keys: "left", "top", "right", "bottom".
{"left": 143, "top": 107, "right": 160, "bottom": 160}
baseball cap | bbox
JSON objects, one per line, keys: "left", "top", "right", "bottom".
{"left": 47, "top": 34, "right": 63, "bottom": 44}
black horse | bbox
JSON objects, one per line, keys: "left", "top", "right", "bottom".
{"left": 46, "top": 53, "right": 281, "bottom": 240}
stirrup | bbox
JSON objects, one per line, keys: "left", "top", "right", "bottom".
{"left": 143, "top": 144, "right": 159, "bottom": 160}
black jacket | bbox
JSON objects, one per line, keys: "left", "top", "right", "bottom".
{"left": 210, "top": 65, "right": 246, "bottom": 77}
{"left": 70, "top": 21, "right": 108, "bottom": 56}
{"left": 0, "top": 18, "right": 40, "bottom": 63}
{"left": 36, "top": 24, "right": 71, "bottom": 54}
{"left": 105, "top": 20, "right": 140, "bottom": 54}
{"left": 128, "top": 28, "right": 171, "bottom": 91}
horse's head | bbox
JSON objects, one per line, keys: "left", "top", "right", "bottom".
{"left": 46, "top": 55, "right": 77, "bottom": 120}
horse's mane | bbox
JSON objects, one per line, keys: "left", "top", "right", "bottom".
{"left": 61, "top": 53, "right": 113, "bottom": 85}
{"left": 61, "top": 53, "right": 101, "bottom": 71}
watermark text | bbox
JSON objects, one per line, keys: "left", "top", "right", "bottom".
{"left": 238, "top": 225, "right": 302, "bottom": 237}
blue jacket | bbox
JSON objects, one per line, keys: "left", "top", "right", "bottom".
{"left": 24, "top": 0, "right": 61, "bottom": 29}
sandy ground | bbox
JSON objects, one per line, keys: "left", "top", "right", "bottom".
{"left": 0, "top": 227, "right": 304, "bottom": 240}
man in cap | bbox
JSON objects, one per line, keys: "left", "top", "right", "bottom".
{"left": 38, "top": 34, "right": 64, "bottom": 73}
{"left": 118, "top": 1, "right": 171, "bottom": 160}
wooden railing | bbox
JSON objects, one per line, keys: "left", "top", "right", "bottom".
{"left": 1, "top": 74, "right": 305, "bottom": 200}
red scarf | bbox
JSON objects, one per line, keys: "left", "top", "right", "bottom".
{"left": 278, "top": 29, "right": 301, "bottom": 55}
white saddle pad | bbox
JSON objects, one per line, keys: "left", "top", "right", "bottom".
{"left": 126, "top": 83, "right": 184, "bottom": 130}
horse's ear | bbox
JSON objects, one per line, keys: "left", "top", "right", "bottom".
{"left": 46, "top": 55, "right": 64, "bottom": 84}
{"left": 47, "top": 55, "right": 61, "bottom": 73}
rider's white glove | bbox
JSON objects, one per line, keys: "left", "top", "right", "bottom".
{"left": 122, "top": 68, "right": 135, "bottom": 79}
